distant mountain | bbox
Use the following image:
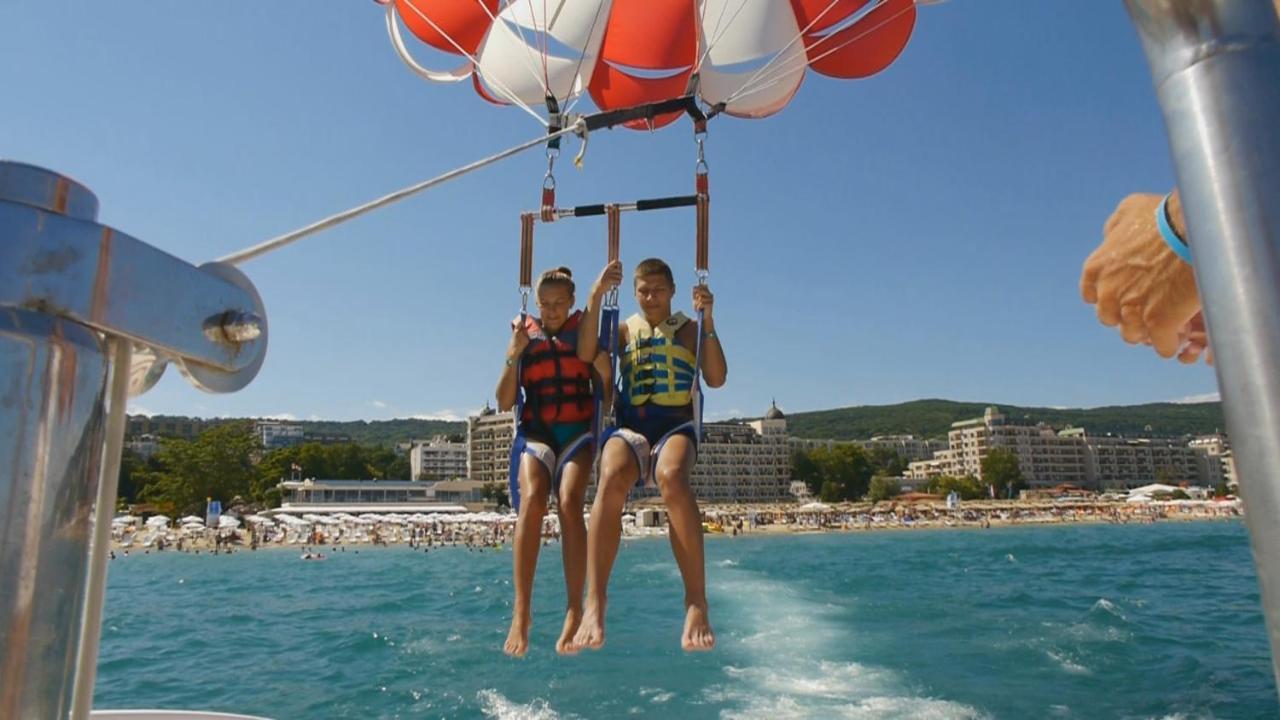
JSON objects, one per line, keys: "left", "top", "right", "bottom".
{"left": 774, "top": 399, "right": 1225, "bottom": 441}
{"left": 130, "top": 415, "right": 467, "bottom": 446}
{"left": 134, "top": 398, "right": 1226, "bottom": 447}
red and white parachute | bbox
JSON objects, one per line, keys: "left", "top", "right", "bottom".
{"left": 384, "top": 0, "right": 920, "bottom": 129}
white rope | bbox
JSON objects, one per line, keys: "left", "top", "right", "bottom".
{"left": 562, "top": 0, "right": 609, "bottom": 113}
{"left": 397, "top": 0, "right": 548, "bottom": 126}
{"left": 724, "top": 0, "right": 912, "bottom": 105}
{"left": 217, "top": 121, "right": 585, "bottom": 266}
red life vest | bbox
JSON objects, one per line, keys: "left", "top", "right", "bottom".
{"left": 519, "top": 311, "right": 594, "bottom": 427}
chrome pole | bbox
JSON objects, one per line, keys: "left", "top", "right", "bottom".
{"left": 1124, "top": 0, "right": 1280, "bottom": 688}
{"left": 71, "top": 338, "right": 132, "bottom": 720}
{"left": 0, "top": 161, "right": 269, "bottom": 717}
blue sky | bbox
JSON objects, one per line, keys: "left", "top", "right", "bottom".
{"left": 1, "top": 1, "right": 1219, "bottom": 422}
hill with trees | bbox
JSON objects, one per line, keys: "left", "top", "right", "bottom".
{"left": 777, "top": 399, "right": 1224, "bottom": 440}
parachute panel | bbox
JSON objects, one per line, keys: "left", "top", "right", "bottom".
{"left": 395, "top": 0, "right": 499, "bottom": 56}
{"left": 805, "top": 0, "right": 916, "bottom": 79}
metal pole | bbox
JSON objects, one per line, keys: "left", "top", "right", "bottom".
{"left": 71, "top": 338, "right": 132, "bottom": 720}
{"left": 1124, "top": 0, "right": 1280, "bottom": 689}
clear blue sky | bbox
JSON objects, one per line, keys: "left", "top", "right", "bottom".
{"left": 0, "top": 1, "right": 1219, "bottom": 422}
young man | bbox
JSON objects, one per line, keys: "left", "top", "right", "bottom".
{"left": 572, "top": 258, "right": 727, "bottom": 652}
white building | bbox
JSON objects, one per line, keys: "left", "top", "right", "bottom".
{"left": 684, "top": 402, "right": 792, "bottom": 503}
{"left": 467, "top": 405, "right": 515, "bottom": 486}
{"left": 925, "top": 407, "right": 1226, "bottom": 490}
{"left": 465, "top": 401, "right": 793, "bottom": 503}
{"left": 410, "top": 435, "right": 468, "bottom": 481}
{"left": 256, "top": 420, "right": 304, "bottom": 450}
{"left": 944, "top": 407, "right": 1090, "bottom": 488}
{"left": 862, "top": 435, "right": 946, "bottom": 463}
{"left": 274, "top": 478, "right": 467, "bottom": 514}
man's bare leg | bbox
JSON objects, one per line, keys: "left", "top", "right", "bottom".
{"left": 555, "top": 446, "right": 591, "bottom": 655}
{"left": 655, "top": 434, "right": 715, "bottom": 652}
{"left": 572, "top": 438, "right": 638, "bottom": 651}
{"left": 504, "top": 457, "right": 550, "bottom": 658}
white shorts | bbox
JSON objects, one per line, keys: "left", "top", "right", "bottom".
{"left": 606, "top": 421, "right": 697, "bottom": 488}
{"left": 520, "top": 430, "right": 594, "bottom": 488}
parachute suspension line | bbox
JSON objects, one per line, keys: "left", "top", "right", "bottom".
{"left": 217, "top": 120, "right": 584, "bottom": 266}
{"left": 524, "top": 0, "right": 550, "bottom": 92}
{"left": 692, "top": 123, "right": 711, "bottom": 446}
{"left": 719, "top": 0, "right": 849, "bottom": 107}
{"left": 470, "top": 0, "right": 555, "bottom": 104}
{"left": 728, "top": 0, "right": 913, "bottom": 103}
{"left": 696, "top": 0, "right": 750, "bottom": 74}
{"left": 395, "top": 0, "right": 548, "bottom": 126}
{"left": 562, "top": 0, "right": 612, "bottom": 115}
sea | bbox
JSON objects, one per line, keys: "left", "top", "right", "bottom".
{"left": 94, "top": 521, "right": 1277, "bottom": 719}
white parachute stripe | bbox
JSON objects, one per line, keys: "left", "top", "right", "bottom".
{"left": 385, "top": 3, "right": 472, "bottom": 84}
{"left": 472, "top": 0, "right": 551, "bottom": 102}
{"left": 700, "top": 0, "right": 799, "bottom": 66}
{"left": 698, "top": 0, "right": 805, "bottom": 117}
{"left": 696, "top": 0, "right": 751, "bottom": 73}
{"left": 720, "top": 0, "right": 844, "bottom": 105}
{"left": 476, "top": 0, "right": 611, "bottom": 105}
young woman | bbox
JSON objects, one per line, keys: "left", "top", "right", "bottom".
{"left": 495, "top": 260, "right": 621, "bottom": 656}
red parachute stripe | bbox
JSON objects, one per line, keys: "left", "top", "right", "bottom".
{"left": 473, "top": 71, "right": 509, "bottom": 106}
{"left": 599, "top": 0, "right": 697, "bottom": 70}
{"left": 804, "top": 0, "right": 915, "bottom": 79}
{"left": 589, "top": 0, "right": 696, "bottom": 130}
{"left": 396, "top": 0, "right": 499, "bottom": 56}
{"left": 789, "top": 0, "right": 872, "bottom": 35}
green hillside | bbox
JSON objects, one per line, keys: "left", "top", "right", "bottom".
{"left": 778, "top": 399, "right": 1225, "bottom": 440}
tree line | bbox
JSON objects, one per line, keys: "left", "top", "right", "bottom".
{"left": 791, "top": 445, "right": 1025, "bottom": 503}
{"left": 120, "top": 421, "right": 412, "bottom": 516}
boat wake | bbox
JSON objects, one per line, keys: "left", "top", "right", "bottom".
{"left": 707, "top": 566, "right": 987, "bottom": 719}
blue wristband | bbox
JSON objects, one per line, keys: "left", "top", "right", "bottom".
{"left": 1156, "top": 193, "right": 1192, "bottom": 264}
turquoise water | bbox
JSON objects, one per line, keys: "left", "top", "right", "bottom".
{"left": 95, "top": 522, "right": 1276, "bottom": 719}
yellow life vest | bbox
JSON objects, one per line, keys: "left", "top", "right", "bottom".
{"left": 621, "top": 312, "right": 698, "bottom": 408}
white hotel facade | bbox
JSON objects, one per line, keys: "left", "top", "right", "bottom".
{"left": 465, "top": 402, "right": 792, "bottom": 502}
{"left": 906, "top": 406, "right": 1232, "bottom": 490}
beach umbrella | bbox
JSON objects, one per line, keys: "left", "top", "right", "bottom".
{"left": 179, "top": 515, "right": 204, "bottom": 525}
{"left": 146, "top": 515, "right": 171, "bottom": 527}
{"left": 218, "top": 516, "right": 241, "bottom": 529}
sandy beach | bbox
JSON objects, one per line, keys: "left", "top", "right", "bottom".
{"left": 108, "top": 498, "right": 1242, "bottom": 556}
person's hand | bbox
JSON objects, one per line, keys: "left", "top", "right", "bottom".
{"left": 692, "top": 284, "right": 715, "bottom": 321}
{"left": 1081, "top": 192, "right": 1200, "bottom": 357}
{"left": 592, "top": 260, "right": 623, "bottom": 301}
{"left": 1176, "top": 310, "right": 1213, "bottom": 366}
{"left": 507, "top": 317, "right": 530, "bottom": 359}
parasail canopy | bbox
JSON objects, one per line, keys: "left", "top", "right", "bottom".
{"left": 388, "top": 0, "right": 918, "bottom": 129}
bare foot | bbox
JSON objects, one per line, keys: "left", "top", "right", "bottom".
{"left": 682, "top": 602, "right": 715, "bottom": 652}
{"left": 504, "top": 613, "right": 530, "bottom": 657}
{"left": 572, "top": 600, "right": 606, "bottom": 651}
{"left": 555, "top": 607, "right": 583, "bottom": 655}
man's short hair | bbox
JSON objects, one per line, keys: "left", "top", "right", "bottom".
{"left": 634, "top": 258, "right": 674, "bottom": 286}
